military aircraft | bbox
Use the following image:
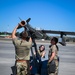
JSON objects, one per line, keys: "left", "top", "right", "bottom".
{"left": 18, "top": 18, "right": 75, "bottom": 75}
{"left": 19, "top": 18, "right": 75, "bottom": 46}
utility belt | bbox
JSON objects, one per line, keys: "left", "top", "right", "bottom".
{"left": 16, "top": 60, "right": 29, "bottom": 62}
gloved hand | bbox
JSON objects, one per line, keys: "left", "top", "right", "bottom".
{"left": 17, "top": 21, "right": 26, "bottom": 29}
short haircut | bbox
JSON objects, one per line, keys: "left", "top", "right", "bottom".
{"left": 20, "top": 31, "right": 28, "bottom": 38}
{"left": 51, "top": 37, "right": 58, "bottom": 44}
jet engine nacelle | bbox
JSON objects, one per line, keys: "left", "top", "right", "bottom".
{"left": 58, "top": 38, "right": 66, "bottom": 46}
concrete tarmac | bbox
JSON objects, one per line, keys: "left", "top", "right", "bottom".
{"left": 0, "top": 40, "right": 75, "bottom": 75}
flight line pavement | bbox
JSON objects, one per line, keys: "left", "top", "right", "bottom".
{"left": 0, "top": 39, "right": 75, "bottom": 75}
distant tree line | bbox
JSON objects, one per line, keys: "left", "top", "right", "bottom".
{"left": 0, "top": 32, "right": 75, "bottom": 42}
{"left": 0, "top": 32, "right": 19, "bottom": 35}
{"left": 0, "top": 32, "right": 11, "bottom": 35}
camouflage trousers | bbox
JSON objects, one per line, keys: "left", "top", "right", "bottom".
{"left": 48, "top": 60, "right": 59, "bottom": 75}
{"left": 16, "top": 60, "right": 30, "bottom": 75}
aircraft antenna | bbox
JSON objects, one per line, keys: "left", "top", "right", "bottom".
{"left": 18, "top": 17, "right": 22, "bottom": 21}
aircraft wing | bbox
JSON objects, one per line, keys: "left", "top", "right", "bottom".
{"left": 36, "top": 30, "right": 75, "bottom": 36}
{"left": 36, "top": 30, "right": 75, "bottom": 46}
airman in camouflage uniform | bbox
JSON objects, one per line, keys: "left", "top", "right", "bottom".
{"left": 48, "top": 37, "right": 59, "bottom": 75}
{"left": 12, "top": 22, "right": 32, "bottom": 75}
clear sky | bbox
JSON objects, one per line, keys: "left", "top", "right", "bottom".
{"left": 0, "top": 0, "right": 75, "bottom": 33}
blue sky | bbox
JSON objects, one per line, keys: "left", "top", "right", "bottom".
{"left": 0, "top": 0, "right": 75, "bottom": 33}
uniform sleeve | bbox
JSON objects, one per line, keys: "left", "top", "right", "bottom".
{"left": 38, "top": 50, "right": 40, "bottom": 55}
{"left": 52, "top": 45, "right": 57, "bottom": 53}
{"left": 12, "top": 38, "right": 18, "bottom": 45}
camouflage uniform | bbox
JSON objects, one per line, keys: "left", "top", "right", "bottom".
{"left": 13, "top": 38, "right": 32, "bottom": 75}
{"left": 16, "top": 60, "right": 28, "bottom": 75}
{"left": 38, "top": 50, "right": 44, "bottom": 57}
{"left": 48, "top": 45, "right": 59, "bottom": 75}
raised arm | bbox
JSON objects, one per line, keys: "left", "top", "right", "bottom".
{"left": 29, "top": 37, "right": 32, "bottom": 43}
{"left": 12, "top": 21, "right": 26, "bottom": 39}
{"left": 41, "top": 51, "right": 46, "bottom": 58}
{"left": 12, "top": 25, "right": 19, "bottom": 39}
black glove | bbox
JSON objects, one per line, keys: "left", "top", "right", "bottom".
{"left": 17, "top": 23, "right": 22, "bottom": 29}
